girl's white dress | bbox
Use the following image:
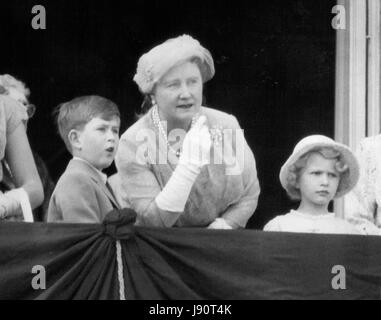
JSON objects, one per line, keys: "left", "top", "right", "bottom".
{"left": 264, "top": 210, "right": 361, "bottom": 234}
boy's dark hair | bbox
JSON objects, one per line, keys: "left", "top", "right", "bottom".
{"left": 54, "top": 95, "right": 120, "bottom": 154}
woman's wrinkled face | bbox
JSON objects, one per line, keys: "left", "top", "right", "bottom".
{"left": 152, "top": 60, "right": 203, "bottom": 126}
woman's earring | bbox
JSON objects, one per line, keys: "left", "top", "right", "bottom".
{"left": 151, "top": 96, "right": 157, "bottom": 107}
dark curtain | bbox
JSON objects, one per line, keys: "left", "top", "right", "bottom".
{"left": 1, "top": 210, "right": 381, "bottom": 300}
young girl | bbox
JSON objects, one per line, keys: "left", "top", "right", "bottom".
{"left": 264, "top": 135, "right": 360, "bottom": 234}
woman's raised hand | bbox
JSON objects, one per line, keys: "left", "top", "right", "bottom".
{"left": 179, "top": 115, "right": 211, "bottom": 170}
{"left": 155, "top": 116, "right": 212, "bottom": 215}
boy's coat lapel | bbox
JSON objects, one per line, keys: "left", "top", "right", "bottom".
{"left": 69, "top": 159, "right": 121, "bottom": 209}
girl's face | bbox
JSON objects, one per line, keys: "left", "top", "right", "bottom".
{"left": 152, "top": 60, "right": 203, "bottom": 128}
{"left": 297, "top": 152, "right": 340, "bottom": 209}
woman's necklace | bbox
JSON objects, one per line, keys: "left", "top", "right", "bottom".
{"left": 152, "top": 104, "right": 199, "bottom": 158}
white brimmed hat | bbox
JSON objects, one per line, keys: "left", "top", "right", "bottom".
{"left": 133, "top": 34, "right": 215, "bottom": 94}
{"left": 279, "top": 135, "right": 360, "bottom": 199}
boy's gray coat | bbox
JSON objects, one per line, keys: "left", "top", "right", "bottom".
{"left": 48, "top": 159, "right": 120, "bottom": 223}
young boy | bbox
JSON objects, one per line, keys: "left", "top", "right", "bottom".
{"left": 48, "top": 95, "right": 121, "bottom": 223}
{"left": 264, "top": 135, "right": 361, "bottom": 234}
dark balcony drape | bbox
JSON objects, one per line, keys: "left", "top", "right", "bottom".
{"left": 0, "top": 209, "right": 380, "bottom": 300}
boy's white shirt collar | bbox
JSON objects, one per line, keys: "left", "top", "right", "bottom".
{"left": 72, "top": 157, "right": 108, "bottom": 184}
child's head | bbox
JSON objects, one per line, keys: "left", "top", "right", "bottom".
{"left": 280, "top": 135, "right": 359, "bottom": 203}
{"left": 287, "top": 148, "right": 347, "bottom": 205}
{"left": 55, "top": 95, "right": 120, "bottom": 170}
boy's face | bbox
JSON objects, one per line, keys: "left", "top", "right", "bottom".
{"left": 297, "top": 153, "right": 340, "bottom": 209}
{"left": 76, "top": 116, "right": 120, "bottom": 170}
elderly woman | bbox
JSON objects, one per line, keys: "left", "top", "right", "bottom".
{"left": 344, "top": 135, "right": 381, "bottom": 235}
{"left": 0, "top": 74, "right": 43, "bottom": 221}
{"left": 115, "top": 35, "right": 260, "bottom": 229}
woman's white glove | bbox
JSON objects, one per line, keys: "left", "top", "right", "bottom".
{"left": 179, "top": 115, "right": 212, "bottom": 171}
{"left": 207, "top": 218, "right": 234, "bottom": 230}
{"left": 155, "top": 116, "right": 211, "bottom": 212}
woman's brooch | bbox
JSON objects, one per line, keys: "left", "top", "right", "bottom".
{"left": 209, "top": 125, "right": 223, "bottom": 146}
